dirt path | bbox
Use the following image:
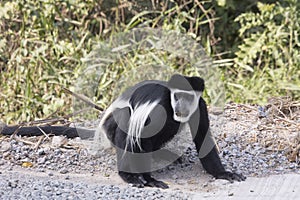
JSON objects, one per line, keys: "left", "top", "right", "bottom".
{"left": 1, "top": 166, "right": 299, "bottom": 199}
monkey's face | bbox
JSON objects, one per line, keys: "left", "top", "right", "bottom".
{"left": 170, "top": 89, "right": 202, "bottom": 123}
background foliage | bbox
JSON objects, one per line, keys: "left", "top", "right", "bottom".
{"left": 0, "top": 0, "right": 299, "bottom": 123}
{"left": 228, "top": 0, "right": 300, "bottom": 102}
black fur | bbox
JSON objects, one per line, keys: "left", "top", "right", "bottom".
{"left": 168, "top": 74, "right": 204, "bottom": 91}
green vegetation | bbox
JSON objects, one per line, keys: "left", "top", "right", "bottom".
{"left": 228, "top": 0, "right": 300, "bottom": 102}
{"left": 0, "top": 0, "right": 299, "bottom": 123}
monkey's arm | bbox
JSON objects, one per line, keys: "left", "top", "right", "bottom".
{"left": 189, "top": 98, "right": 246, "bottom": 182}
{"left": 0, "top": 124, "right": 94, "bottom": 139}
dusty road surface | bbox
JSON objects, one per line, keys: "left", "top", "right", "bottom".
{"left": 0, "top": 166, "right": 299, "bottom": 199}
{"left": 193, "top": 174, "right": 300, "bottom": 199}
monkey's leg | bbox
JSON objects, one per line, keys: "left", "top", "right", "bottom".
{"left": 108, "top": 107, "right": 147, "bottom": 187}
{"left": 115, "top": 128, "right": 169, "bottom": 189}
{"left": 140, "top": 140, "right": 169, "bottom": 189}
{"left": 189, "top": 98, "right": 246, "bottom": 182}
{"left": 114, "top": 127, "right": 148, "bottom": 188}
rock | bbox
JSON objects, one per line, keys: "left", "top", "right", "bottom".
{"left": 48, "top": 172, "right": 54, "bottom": 177}
{"left": 172, "top": 174, "right": 178, "bottom": 179}
{"left": 51, "top": 136, "right": 67, "bottom": 147}
{"left": 59, "top": 168, "right": 69, "bottom": 174}
{"left": 0, "top": 142, "right": 11, "bottom": 152}
{"left": 8, "top": 180, "right": 18, "bottom": 188}
{"left": 2, "top": 152, "right": 10, "bottom": 158}
{"left": 37, "top": 148, "right": 46, "bottom": 155}
{"left": 37, "top": 157, "right": 46, "bottom": 164}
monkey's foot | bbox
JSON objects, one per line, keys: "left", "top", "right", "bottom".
{"left": 216, "top": 171, "right": 246, "bottom": 183}
{"left": 143, "top": 173, "right": 169, "bottom": 189}
{"left": 119, "top": 172, "right": 169, "bottom": 189}
{"left": 119, "top": 171, "right": 146, "bottom": 188}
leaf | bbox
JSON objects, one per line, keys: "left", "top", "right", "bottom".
{"left": 22, "top": 161, "right": 33, "bottom": 168}
{"left": 227, "top": 82, "right": 245, "bottom": 90}
{"left": 234, "top": 61, "right": 254, "bottom": 72}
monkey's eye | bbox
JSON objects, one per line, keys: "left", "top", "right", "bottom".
{"left": 174, "top": 92, "right": 194, "bottom": 102}
{"left": 174, "top": 93, "right": 178, "bottom": 101}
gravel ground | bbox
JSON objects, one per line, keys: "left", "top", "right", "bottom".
{"left": 0, "top": 102, "right": 299, "bottom": 199}
{"left": 0, "top": 170, "right": 190, "bottom": 200}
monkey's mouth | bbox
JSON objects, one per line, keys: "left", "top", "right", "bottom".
{"left": 174, "top": 112, "right": 190, "bottom": 123}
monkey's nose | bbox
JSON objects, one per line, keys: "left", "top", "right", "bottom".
{"left": 175, "top": 112, "right": 188, "bottom": 117}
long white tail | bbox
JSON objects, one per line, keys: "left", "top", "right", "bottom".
{"left": 126, "top": 100, "right": 159, "bottom": 151}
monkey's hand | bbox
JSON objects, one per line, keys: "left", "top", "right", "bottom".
{"left": 215, "top": 171, "right": 246, "bottom": 183}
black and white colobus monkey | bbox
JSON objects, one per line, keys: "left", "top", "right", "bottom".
{"left": 98, "top": 74, "right": 245, "bottom": 189}
{"left": 0, "top": 74, "right": 245, "bottom": 189}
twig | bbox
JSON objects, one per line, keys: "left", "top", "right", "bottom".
{"left": 13, "top": 134, "right": 35, "bottom": 146}
{"left": 10, "top": 126, "right": 21, "bottom": 140}
{"left": 37, "top": 126, "right": 50, "bottom": 140}
{"left": 238, "top": 104, "right": 257, "bottom": 112}
{"left": 194, "top": 0, "right": 218, "bottom": 45}
{"left": 63, "top": 87, "right": 103, "bottom": 111}
{"left": 33, "top": 136, "right": 45, "bottom": 150}
{"left": 276, "top": 116, "right": 300, "bottom": 127}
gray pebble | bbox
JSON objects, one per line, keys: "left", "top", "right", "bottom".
{"left": 8, "top": 180, "right": 18, "bottom": 188}
{"left": 0, "top": 142, "right": 11, "bottom": 152}
{"left": 45, "top": 185, "right": 52, "bottom": 192}
{"left": 37, "top": 157, "right": 46, "bottom": 164}
{"left": 168, "top": 165, "right": 175, "bottom": 170}
{"left": 289, "top": 163, "right": 296, "bottom": 169}
{"left": 0, "top": 160, "right": 5, "bottom": 166}
{"left": 48, "top": 172, "right": 54, "bottom": 176}
{"left": 3, "top": 152, "right": 10, "bottom": 158}
{"left": 37, "top": 148, "right": 46, "bottom": 155}
{"left": 60, "top": 168, "right": 69, "bottom": 174}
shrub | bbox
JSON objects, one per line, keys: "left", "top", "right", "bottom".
{"left": 226, "top": 0, "right": 300, "bottom": 103}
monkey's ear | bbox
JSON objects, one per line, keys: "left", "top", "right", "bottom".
{"left": 168, "top": 74, "right": 205, "bottom": 92}
{"left": 188, "top": 76, "right": 205, "bottom": 92}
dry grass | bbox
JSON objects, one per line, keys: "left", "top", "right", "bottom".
{"left": 223, "top": 97, "right": 300, "bottom": 163}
